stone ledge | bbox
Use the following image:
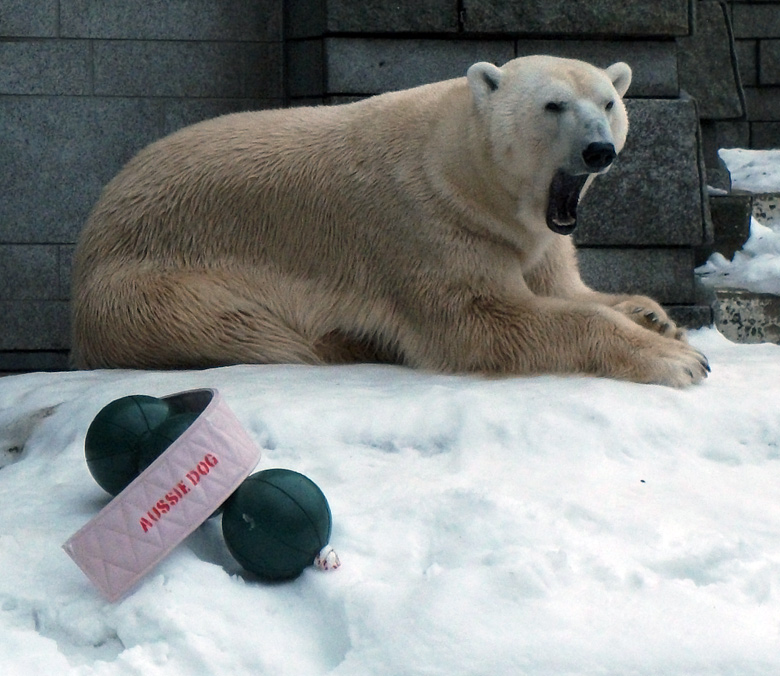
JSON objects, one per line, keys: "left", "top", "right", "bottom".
{"left": 713, "top": 288, "right": 780, "bottom": 343}
{"left": 747, "top": 192, "right": 780, "bottom": 226}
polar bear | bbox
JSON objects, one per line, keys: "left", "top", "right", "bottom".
{"left": 71, "top": 55, "right": 709, "bottom": 386}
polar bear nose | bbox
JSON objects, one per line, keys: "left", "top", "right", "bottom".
{"left": 582, "top": 142, "right": 616, "bottom": 171}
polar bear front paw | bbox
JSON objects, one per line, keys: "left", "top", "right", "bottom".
{"left": 632, "top": 335, "right": 710, "bottom": 387}
{"left": 612, "top": 299, "right": 685, "bottom": 341}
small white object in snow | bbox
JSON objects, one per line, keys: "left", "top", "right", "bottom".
{"left": 314, "top": 546, "right": 341, "bottom": 572}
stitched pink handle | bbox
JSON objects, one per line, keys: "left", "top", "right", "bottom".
{"left": 63, "top": 389, "right": 262, "bottom": 602}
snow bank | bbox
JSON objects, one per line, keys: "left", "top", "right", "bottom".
{"left": 696, "top": 149, "right": 780, "bottom": 295}
{"left": 696, "top": 218, "right": 780, "bottom": 294}
{"left": 719, "top": 148, "right": 780, "bottom": 194}
{"left": 1, "top": 329, "right": 779, "bottom": 675}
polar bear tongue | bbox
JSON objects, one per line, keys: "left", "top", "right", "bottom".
{"left": 546, "top": 170, "right": 589, "bottom": 235}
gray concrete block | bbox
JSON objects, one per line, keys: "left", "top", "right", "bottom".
{"left": 59, "top": 245, "right": 75, "bottom": 299}
{"left": 700, "top": 119, "right": 750, "bottom": 164}
{"left": 515, "top": 40, "right": 679, "bottom": 98}
{"left": 462, "top": 0, "right": 690, "bottom": 36}
{"left": 0, "top": 301, "right": 70, "bottom": 350}
{"left": 744, "top": 86, "right": 780, "bottom": 121}
{"left": 60, "top": 0, "right": 282, "bottom": 41}
{"left": 699, "top": 119, "right": 749, "bottom": 182}
{"left": 732, "top": 3, "right": 780, "bottom": 39}
{"left": 0, "top": 351, "right": 70, "bottom": 372}
{"left": 678, "top": 1, "right": 744, "bottom": 119}
{"left": 759, "top": 39, "right": 780, "bottom": 84}
{"left": 286, "top": 40, "right": 324, "bottom": 97}
{"left": 0, "top": 246, "right": 59, "bottom": 300}
{"left": 751, "top": 121, "right": 780, "bottom": 148}
{"left": 576, "top": 99, "right": 707, "bottom": 247}
{"left": 288, "top": 38, "right": 514, "bottom": 97}
{"left": 285, "top": 0, "right": 459, "bottom": 37}
{"left": 0, "top": 41, "right": 90, "bottom": 95}
{"left": 577, "top": 248, "right": 697, "bottom": 305}
{"left": 735, "top": 39, "right": 758, "bottom": 87}
{"left": 703, "top": 194, "right": 752, "bottom": 262}
{"left": 666, "top": 305, "right": 713, "bottom": 330}
{"left": 94, "top": 41, "right": 282, "bottom": 98}
{"left": 161, "top": 99, "right": 282, "bottom": 136}
{"left": 0, "top": 0, "right": 58, "bottom": 37}
{"left": 0, "top": 97, "right": 163, "bottom": 244}
{"left": 244, "top": 42, "right": 284, "bottom": 99}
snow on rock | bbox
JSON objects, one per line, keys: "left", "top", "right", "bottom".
{"left": 719, "top": 148, "right": 780, "bottom": 194}
{"left": 697, "top": 218, "right": 780, "bottom": 294}
{"left": 1, "top": 328, "right": 780, "bottom": 675}
{"left": 696, "top": 149, "right": 780, "bottom": 295}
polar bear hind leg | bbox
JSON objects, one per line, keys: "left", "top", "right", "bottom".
{"left": 70, "top": 267, "right": 338, "bottom": 369}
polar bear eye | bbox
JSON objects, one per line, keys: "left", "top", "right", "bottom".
{"left": 605, "top": 100, "right": 615, "bottom": 111}
{"left": 545, "top": 102, "right": 563, "bottom": 113}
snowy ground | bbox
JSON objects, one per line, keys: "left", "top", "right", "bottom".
{"left": 1, "top": 328, "right": 780, "bottom": 676}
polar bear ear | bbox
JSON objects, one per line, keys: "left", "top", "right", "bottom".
{"left": 467, "top": 62, "right": 503, "bottom": 108}
{"left": 605, "top": 62, "right": 632, "bottom": 98}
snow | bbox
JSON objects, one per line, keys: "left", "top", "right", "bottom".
{"left": 696, "top": 149, "right": 780, "bottom": 294}
{"left": 1, "top": 328, "right": 780, "bottom": 675}
{"left": 696, "top": 217, "right": 780, "bottom": 294}
{"left": 719, "top": 148, "right": 780, "bottom": 194}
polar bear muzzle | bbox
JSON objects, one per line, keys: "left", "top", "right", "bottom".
{"left": 547, "top": 141, "right": 617, "bottom": 235}
{"left": 546, "top": 170, "right": 589, "bottom": 235}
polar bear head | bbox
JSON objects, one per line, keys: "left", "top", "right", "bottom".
{"left": 466, "top": 55, "right": 632, "bottom": 235}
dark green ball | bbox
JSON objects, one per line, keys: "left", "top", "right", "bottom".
{"left": 85, "top": 395, "right": 171, "bottom": 496}
{"left": 222, "top": 469, "right": 332, "bottom": 581}
{"left": 136, "top": 412, "right": 200, "bottom": 474}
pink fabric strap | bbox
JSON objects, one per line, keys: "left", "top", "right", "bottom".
{"left": 63, "top": 389, "right": 262, "bottom": 602}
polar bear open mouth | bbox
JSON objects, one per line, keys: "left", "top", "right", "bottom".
{"left": 546, "top": 170, "right": 590, "bottom": 235}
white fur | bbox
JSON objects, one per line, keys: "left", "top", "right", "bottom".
{"left": 71, "top": 56, "right": 709, "bottom": 386}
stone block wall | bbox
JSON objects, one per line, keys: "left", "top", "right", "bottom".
{"left": 728, "top": 0, "right": 780, "bottom": 147}
{"left": 0, "top": 0, "right": 284, "bottom": 370}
